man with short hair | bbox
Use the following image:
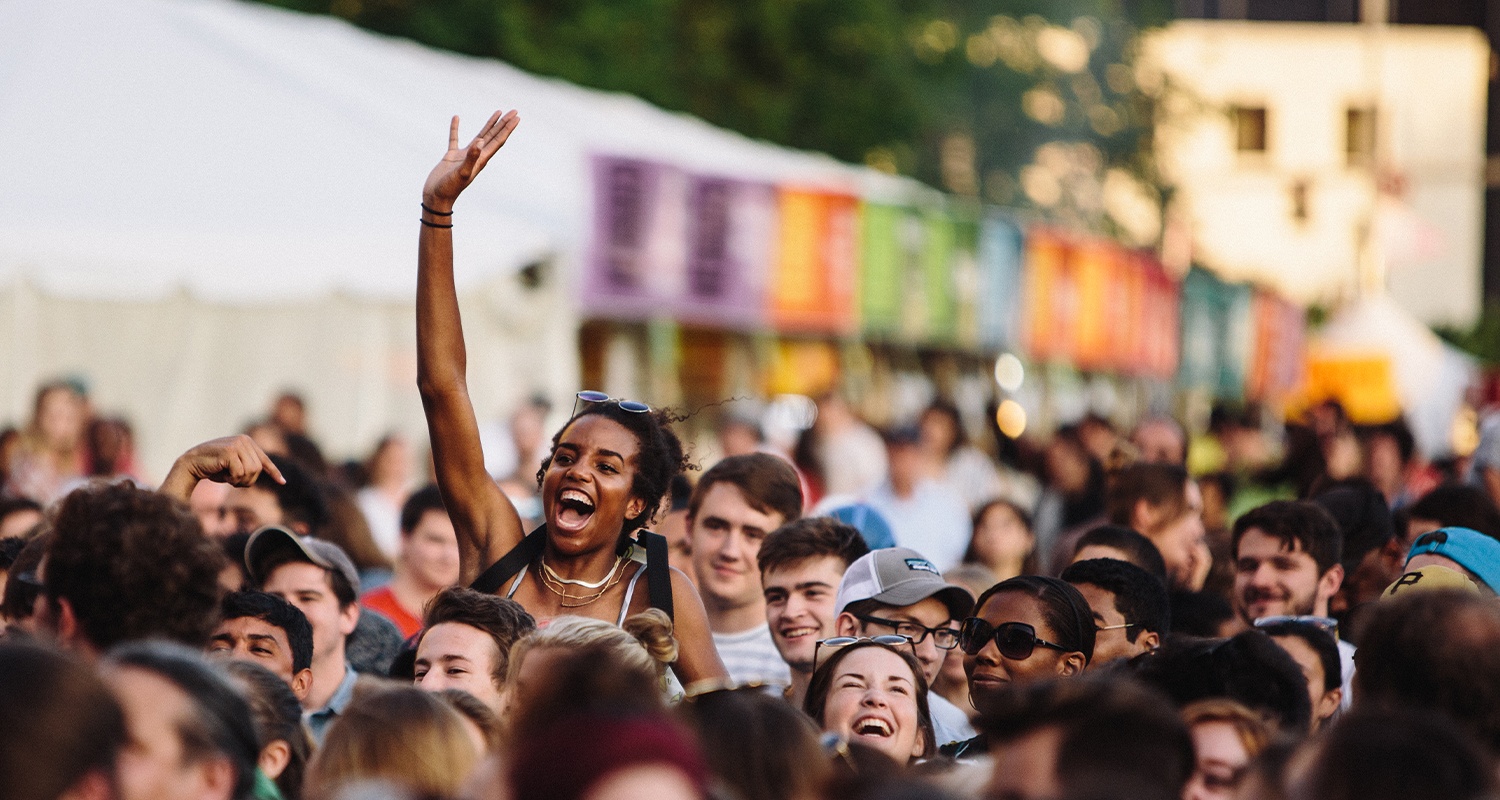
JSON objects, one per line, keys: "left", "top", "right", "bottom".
{"left": 1256, "top": 618, "right": 1343, "bottom": 731}
{"left": 413, "top": 586, "right": 536, "bottom": 715}
{"left": 246, "top": 526, "right": 362, "bottom": 741}
{"left": 1232, "top": 500, "right": 1353, "bottom": 706}
{"left": 360, "top": 485, "right": 461, "bottom": 638}
{"left": 41, "top": 481, "right": 226, "bottom": 659}
{"left": 206, "top": 589, "right": 314, "bottom": 702}
{"left": 757, "top": 517, "right": 870, "bottom": 707}
{"left": 688, "top": 453, "right": 803, "bottom": 689}
{"left": 223, "top": 455, "right": 326, "bottom": 538}
{"left": 832, "top": 546, "right": 976, "bottom": 747}
{"left": 1060, "top": 558, "right": 1169, "bottom": 666}
{"left": 102, "top": 640, "right": 261, "bottom": 800}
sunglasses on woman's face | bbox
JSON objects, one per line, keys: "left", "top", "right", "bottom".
{"left": 573, "top": 390, "right": 650, "bottom": 417}
{"left": 958, "top": 618, "right": 1070, "bottom": 660}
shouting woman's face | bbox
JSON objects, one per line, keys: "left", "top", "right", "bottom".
{"left": 541, "top": 415, "right": 644, "bottom": 555}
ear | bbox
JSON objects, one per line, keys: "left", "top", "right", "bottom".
{"left": 625, "top": 495, "right": 647, "bottom": 522}
{"left": 288, "top": 521, "right": 311, "bottom": 537}
{"left": 1138, "top": 630, "right": 1161, "bottom": 653}
{"left": 910, "top": 726, "right": 928, "bottom": 760}
{"left": 258, "top": 739, "right": 292, "bottom": 781}
{"left": 1317, "top": 563, "right": 1345, "bottom": 607}
{"left": 1131, "top": 499, "right": 1158, "bottom": 532}
{"left": 195, "top": 756, "right": 237, "bottom": 800}
{"left": 338, "top": 602, "right": 360, "bottom": 638}
{"left": 834, "top": 612, "right": 861, "bottom": 638}
{"left": 290, "top": 668, "right": 313, "bottom": 703}
{"left": 1316, "top": 688, "right": 1344, "bottom": 725}
{"left": 52, "top": 598, "right": 81, "bottom": 647}
{"left": 1058, "top": 652, "right": 1086, "bottom": 678}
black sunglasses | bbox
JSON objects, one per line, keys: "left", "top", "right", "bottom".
{"left": 851, "top": 612, "right": 960, "bottom": 650}
{"left": 958, "top": 618, "right": 1070, "bottom": 660}
{"left": 573, "top": 390, "right": 650, "bottom": 417}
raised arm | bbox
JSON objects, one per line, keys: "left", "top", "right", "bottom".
{"left": 159, "top": 435, "right": 283, "bottom": 504}
{"left": 417, "top": 110, "right": 526, "bottom": 584}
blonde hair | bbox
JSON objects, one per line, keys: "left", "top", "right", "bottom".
{"left": 1181, "top": 697, "right": 1274, "bottom": 758}
{"left": 506, "top": 610, "right": 677, "bottom": 686}
{"left": 304, "top": 681, "right": 478, "bottom": 800}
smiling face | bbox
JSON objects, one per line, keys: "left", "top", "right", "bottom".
{"left": 689, "top": 482, "right": 785, "bottom": 614}
{"left": 764, "top": 555, "right": 846, "bottom": 675}
{"left": 965, "top": 591, "right": 1082, "bottom": 707}
{"left": 541, "top": 415, "right": 646, "bottom": 555}
{"left": 820, "top": 646, "right": 926, "bottom": 765}
{"left": 1233, "top": 528, "right": 1339, "bottom": 624}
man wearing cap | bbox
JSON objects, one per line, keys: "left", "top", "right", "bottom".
{"left": 833, "top": 546, "right": 976, "bottom": 747}
{"left": 1402, "top": 526, "right": 1500, "bottom": 595}
{"left": 245, "top": 526, "right": 362, "bottom": 742}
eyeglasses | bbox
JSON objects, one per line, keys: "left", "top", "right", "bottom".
{"left": 958, "top": 618, "right": 1070, "bottom": 660}
{"left": 850, "top": 612, "right": 960, "bottom": 650}
{"left": 1253, "top": 615, "right": 1339, "bottom": 635}
{"left": 573, "top": 390, "right": 650, "bottom": 417}
{"left": 813, "top": 634, "right": 915, "bottom": 670}
{"left": 1096, "top": 622, "right": 1137, "bottom": 632}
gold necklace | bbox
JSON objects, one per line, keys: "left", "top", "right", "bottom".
{"left": 541, "top": 555, "right": 625, "bottom": 588}
{"left": 536, "top": 558, "right": 626, "bottom": 608}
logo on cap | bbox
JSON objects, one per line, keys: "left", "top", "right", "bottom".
{"left": 905, "top": 558, "right": 938, "bottom": 575}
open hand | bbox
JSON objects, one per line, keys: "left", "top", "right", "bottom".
{"left": 421, "top": 110, "right": 520, "bottom": 210}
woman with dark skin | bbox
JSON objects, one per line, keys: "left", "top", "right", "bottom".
{"left": 415, "top": 110, "right": 726, "bottom": 685}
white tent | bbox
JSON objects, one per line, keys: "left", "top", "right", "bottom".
{"left": 0, "top": 0, "right": 929, "bottom": 476}
{"left": 1308, "top": 293, "right": 1476, "bottom": 457}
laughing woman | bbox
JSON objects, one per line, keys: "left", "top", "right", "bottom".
{"left": 415, "top": 110, "right": 726, "bottom": 685}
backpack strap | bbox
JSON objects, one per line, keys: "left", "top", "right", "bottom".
{"left": 639, "top": 530, "right": 674, "bottom": 622}
{"left": 469, "top": 525, "right": 548, "bottom": 595}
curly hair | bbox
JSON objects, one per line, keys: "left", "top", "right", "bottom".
{"left": 44, "top": 481, "right": 226, "bottom": 650}
{"left": 536, "top": 403, "right": 692, "bottom": 535}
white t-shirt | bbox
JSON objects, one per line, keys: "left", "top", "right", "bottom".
{"left": 713, "top": 623, "right": 792, "bottom": 689}
{"left": 929, "top": 691, "right": 977, "bottom": 750}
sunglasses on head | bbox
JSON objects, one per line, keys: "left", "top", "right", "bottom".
{"left": 573, "top": 390, "right": 650, "bottom": 417}
{"left": 1253, "top": 615, "right": 1339, "bottom": 635}
{"left": 813, "top": 634, "right": 915, "bottom": 671}
{"left": 958, "top": 618, "right": 1070, "bottom": 660}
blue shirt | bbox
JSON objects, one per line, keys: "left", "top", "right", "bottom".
{"left": 304, "top": 664, "right": 358, "bottom": 744}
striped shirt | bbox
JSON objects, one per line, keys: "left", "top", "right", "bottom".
{"left": 714, "top": 624, "right": 792, "bottom": 688}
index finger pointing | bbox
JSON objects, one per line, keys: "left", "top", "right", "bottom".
{"left": 261, "top": 452, "right": 286, "bottom": 485}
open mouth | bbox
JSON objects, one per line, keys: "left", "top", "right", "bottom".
{"left": 852, "top": 716, "right": 894, "bottom": 739}
{"left": 779, "top": 626, "right": 818, "bottom": 641}
{"left": 555, "top": 489, "right": 596, "bottom": 530}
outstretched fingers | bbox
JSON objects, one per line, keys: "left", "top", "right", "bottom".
{"left": 469, "top": 109, "right": 519, "bottom": 173}
{"left": 448, "top": 115, "right": 461, "bottom": 152}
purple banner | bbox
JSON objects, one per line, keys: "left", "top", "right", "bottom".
{"left": 584, "top": 155, "right": 771, "bottom": 328}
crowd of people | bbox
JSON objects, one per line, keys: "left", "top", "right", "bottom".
{"left": 4, "top": 110, "right": 1500, "bottom": 800}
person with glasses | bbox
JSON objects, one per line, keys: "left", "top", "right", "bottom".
{"left": 940, "top": 575, "right": 1095, "bottom": 759}
{"left": 413, "top": 110, "right": 726, "bottom": 686}
{"left": 831, "top": 547, "right": 975, "bottom": 749}
{"left": 1060, "top": 557, "right": 1169, "bottom": 666}
{"left": 803, "top": 638, "right": 934, "bottom": 768}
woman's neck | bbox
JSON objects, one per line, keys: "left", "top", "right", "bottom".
{"left": 541, "top": 539, "right": 627, "bottom": 581}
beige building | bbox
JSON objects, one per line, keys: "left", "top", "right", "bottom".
{"left": 1142, "top": 20, "right": 1490, "bottom": 327}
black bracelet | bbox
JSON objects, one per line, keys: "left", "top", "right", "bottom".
{"left": 421, "top": 203, "right": 453, "bottom": 217}
{"left": 420, "top": 218, "right": 453, "bottom": 229}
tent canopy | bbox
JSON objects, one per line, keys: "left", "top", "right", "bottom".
{"left": 0, "top": 0, "right": 925, "bottom": 304}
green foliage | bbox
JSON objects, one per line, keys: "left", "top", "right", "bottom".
{"left": 256, "top": 0, "right": 1171, "bottom": 222}
{"left": 1434, "top": 300, "right": 1500, "bottom": 365}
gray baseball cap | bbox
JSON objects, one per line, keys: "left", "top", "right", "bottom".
{"left": 835, "top": 547, "right": 974, "bottom": 620}
{"left": 244, "top": 525, "right": 361, "bottom": 595}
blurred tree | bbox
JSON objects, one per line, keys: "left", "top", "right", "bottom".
{"left": 258, "top": 0, "right": 1173, "bottom": 232}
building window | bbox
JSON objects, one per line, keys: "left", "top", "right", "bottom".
{"left": 1346, "top": 106, "right": 1376, "bottom": 167}
{"left": 1232, "top": 105, "right": 1268, "bottom": 154}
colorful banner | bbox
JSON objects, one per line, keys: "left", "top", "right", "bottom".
{"left": 583, "top": 155, "right": 771, "bottom": 328}
{"left": 1246, "top": 291, "right": 1306, "bottom": 401}
{"left": 859, "top": 203, "right": 905, "bottom": 338}
{"left": 920, "top": 212, "right": 959, "bottom": 344}
{"left": 976, "top": 215, "right": 1025, "bottom": 351}
{"left": 770, "top": 189, "right": 859, "bottom": 335}
{"left": 1177, "top": 267, "right": 1248, "bottom": 398}
{"left": 1070, "top": 239, "right": 1117, "bottom": 371}
{"left": 1022, "top": 229, "right": 1076, "bottom": 363}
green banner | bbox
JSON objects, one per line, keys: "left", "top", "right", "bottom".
{"left": 859, "top": 203, "right": 905, "bottom": 338}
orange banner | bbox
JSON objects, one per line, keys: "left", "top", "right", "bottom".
{"left": 770, "top": 189, "right": 858, "bottom": 335}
